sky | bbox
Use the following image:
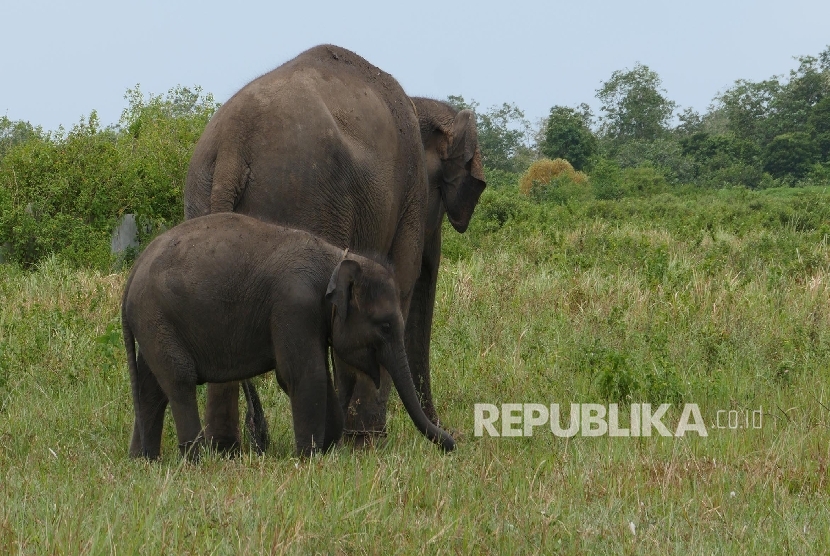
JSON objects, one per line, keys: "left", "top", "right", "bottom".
{"left": 3, "top": 0, "right": 829, "bottom": 132}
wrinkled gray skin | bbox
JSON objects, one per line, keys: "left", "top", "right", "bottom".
{"left": 123, "top": 213, "right": 456, "bottom": 460}
{"left": 185, "top": 44, "right": 485, "bottom": 452}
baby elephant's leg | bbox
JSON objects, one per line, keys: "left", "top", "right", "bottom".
{"left": 129, "top": 350, "right": 168, "bottom": 459}
{"left": 288, "top": 366, "right": 331, "bottom": 456}
{"left": 147, "top": 342, "right": 204, "bottom": 461}
{"left": 275, "top": 334, "right": 330, "bottom": 456}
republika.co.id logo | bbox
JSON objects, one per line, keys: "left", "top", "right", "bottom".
{"left": 474, "top": 403, "right": 764, "bottom": 438}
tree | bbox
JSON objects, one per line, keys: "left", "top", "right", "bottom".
{"left": 712, "top": 45, "right": 830, "bottom": 178}
{"left": 764, "top": 132, "right": 818, "bottom": 178}
{"left": 540, "top": 104, "right": 597, "bottom": 170}
{"left": 715, "top": 78, "right": 783, "bottom": 145}
{"left": 447, "top": 95, "right": 533, "bottom": 173}
{"left": 596, "top": 63, "right": 676, "bottom": 144}
{"left": 0, "top": 117, "right": 41, "bottom": 159}
{"left": 809, "top": 95, "right": 830, "bottom": 161}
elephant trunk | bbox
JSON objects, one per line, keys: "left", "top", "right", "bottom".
{"left": 382, "top": 341, "right": 455, "bottom": 452}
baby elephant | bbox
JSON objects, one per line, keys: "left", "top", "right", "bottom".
{"left": 122, "top": 213, "right": 455, "bottom": 460}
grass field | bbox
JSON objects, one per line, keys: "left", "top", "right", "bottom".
{"left": 2, "top": 186, "right": 830, "bottom": 554}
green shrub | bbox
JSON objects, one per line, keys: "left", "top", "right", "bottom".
{"left": 589, "top": 158, "right": 625, "bottom": 200}
{"left": 0, "top": 86, "right": 217, "bottom": 270}
{"left": 474, "top": 188, "right": 530, "bottom": 231}
{"left": 530, "top": 172, "right": 593, "bottom": 205}
{"left": 619, "top": 164, "right": 669, "bottom": 196}
{"left": 483, "top": 167, "right": 520, "bottom": 190}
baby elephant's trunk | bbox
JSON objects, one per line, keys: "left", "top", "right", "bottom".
{"left": 382, "top": 342, "right": 455, "bottom": 452}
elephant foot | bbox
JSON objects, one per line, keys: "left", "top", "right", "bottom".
{"left": 343, "top": 427, "right": 388, "bottom": 450}
{"left": 207, "top": 436, "right": 241, "bottom": 457}
{"left": 179, "top": 437, "right": 205, "bottom": 462}
{"left": 341, "top": 370, "right": 391, "bottom": 450}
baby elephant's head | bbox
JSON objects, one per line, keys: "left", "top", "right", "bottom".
{"left": 325, "top": 254, "right": 456, "bottom": 452}
{"left": 325, "top": 256, "right": 402, "bottom": 388}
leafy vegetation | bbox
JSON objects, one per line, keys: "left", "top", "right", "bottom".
{"left": 1, "top": 45, "right": 828, "bottom": 268}
{"left": 454, "top": 45, "right": 830, "bottom": 192}
{"left": 539, "top": 104, "right": 597, "bottom": 171}
{"left": 0, "top": 86, "right": 217, "bottom": 269}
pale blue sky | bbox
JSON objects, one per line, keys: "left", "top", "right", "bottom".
{"left": 3, "top": 0, "right": 829, "bottom": 132}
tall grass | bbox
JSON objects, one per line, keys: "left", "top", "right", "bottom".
{"left": 1, "top": 187, "right": 829, "bottom": 553}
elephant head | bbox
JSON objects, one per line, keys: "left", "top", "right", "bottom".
{"left": 325, "top": 256, "right": 456, "bottom": 452}
{"left": 412, "top": 97, "right": 487, "bottom": 233}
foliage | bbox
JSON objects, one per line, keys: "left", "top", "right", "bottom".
{"left": 589, "top": 158, "right": 625, "bottom": 200}
{"left": 0, "top": 85, "right": 218, "bottom": 269}
{"left": 540, "top": 104, "right": 597, "bottom": 171}
{"left": 516, "top": 158, "right": 591, "bottom": 205}
{"left": 448, "top": 95, "right": 535, "bottom": 173}
{"left": 0, "top": 117, "right": 42, "bottom": 159}
{"left": 710, "top": 46, "right": 830, "bottom": 181}
{"left": 809, "top": 95, "right": 830, "bottom": 160}
{"left": 585, "top": 45, "right": 830, "bottom": 186}
{"left": 519, "top": 158, "right": 579, "bottom": 195}
{"left": 482, "top": 167, "right": 520, "bottom": 190}
{"left": 587, "top": 158, "right": 670, "bottom": 199}
{"left": 679, "top": 132, "right": 763, "bottom": 188}
{"left": 596, "top": 62, "right": 677, "bottom": 144}
{"left": 714, "top": 78, "right": 783, "bottom": 145}
{"left": 764, "top": 132, "right": 819, "bottom": 178}
{"left": 610, "top": 137, "right": 694, "bottom": 183}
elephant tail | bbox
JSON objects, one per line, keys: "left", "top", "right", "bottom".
{"left": 242, "top": 380, "right": 270, "bottom": 455}
{"left": 208, "top": 148, "right": 251, "bottom": 214}
{"left": 121, "top": 276, "right": 140, "bottom": 414}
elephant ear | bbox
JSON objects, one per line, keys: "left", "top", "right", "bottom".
{"left": 440, "top": 109, "right": 487, "bottom": 233}
{"left": 325, "top": 258, "right": 363, "bottom": 327}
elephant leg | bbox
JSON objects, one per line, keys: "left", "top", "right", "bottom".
{"left": 338, "top": 354, "right": 392, "bottom": 448}
{"left": 288, "top": 364, "right": 330, "bottom": 457}
{"left": 129, "top": 350, "right": 168, "bottom": 459}
{"left": 204, "top": 382, "right": 241, "bottom": 455}
{"left": 404, "top": 232, "right": 442, "bottom": 424}
{"left": 148, "top": 345, "right": 204, "bottom": 461}
{"left": 323, "top": 370, "right": 344, "bottom": 451}
{"left": 241, "top": 380, "right": 269, "bottom": 455}
{"left": 169, "top": 385, "right": 204, "bottom": 461}
{"left": 274, "top": 321, "right": 330, "bottom": 457}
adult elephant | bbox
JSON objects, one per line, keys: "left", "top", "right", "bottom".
{"left": 184, "top": 44, "right": 485, "bottom": 453}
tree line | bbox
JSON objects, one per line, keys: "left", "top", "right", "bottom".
{"left": 1, "top": 46, "right": 828, "bottom": 269}
{"left": 451, "top": 45, "right": 830, "bottom": 189}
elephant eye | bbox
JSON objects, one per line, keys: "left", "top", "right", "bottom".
{"left": 380, "top": 322, "right": 392, "bottom": 335}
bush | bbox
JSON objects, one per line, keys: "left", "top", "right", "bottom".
{"left": 519, "top": 158, "right": 587, "bottom": 193}
{"left": 483, "top": 167, "right": 520, "bottom": 190}
{"left": 518, "top": 158, "right": 591, "bottom": 205}
{"left": 473, "top": 187, "right": 532, "bottom": 232}
{"left": 0, "top": 86, "right": 217, "bottom": 269}
{"left": 701, "top": 162, "right": 765, "bottom": 189}
{"left": 589, "top": 159, "right": 625, "bottom": 200}
{"left": 619, "top": 165, "right": 670, "bottom": 197}
{"left": 611, "top": 137, "right": 694, "bottom": 183}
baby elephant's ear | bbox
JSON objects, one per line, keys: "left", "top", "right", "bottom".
{"left": 325, "top": 259, "right": 363, "bottom": 326}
